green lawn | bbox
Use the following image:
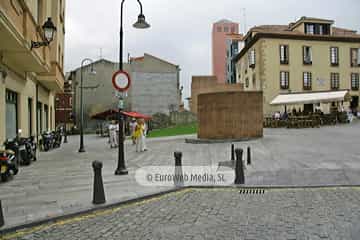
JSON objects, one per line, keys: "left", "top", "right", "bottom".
{"left": 147, "top": 123, "right": 197, "bottom": 138}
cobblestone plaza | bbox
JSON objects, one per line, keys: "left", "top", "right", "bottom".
{"left": 1, "top": 187, "right": 360, "bottom": 240}
{"left": 1, "top": 121, "right": 360, "bottom": 238}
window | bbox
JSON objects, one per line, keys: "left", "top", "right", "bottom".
{"left": 69, "top": 97, "right": 73, "bottom": 107}
{"left": 37, "top": 102, "right": 43, "bottom": 134}
{"left": 319, "top": 25, "right": 324, "bottom": 35}
{"left": 350, "top": 48, "right": 360, "bottom": 67}
{"left": 330, "top": 73, "right": 340, "bottom": 90}
{"left": 231, "top": 27, "right": 235, "bottom": 33}
{"left": 330, "top": 47, "right": 339, "bottom": 66}
{"left": 28, "top": 98, "right": 33, "bottom": 136}
{"left": 44, "top": 105, "right": 49, "bottom": 131}
{"left": 351, "top": 73, "right": 359, "bottom": 90}
{"left": 303, "top": 72, "right": 312, "bottom": 90}
{"left": 224, "top": 26, "right": 229, "bottom": 32}
{"left": 50, "top": 107, "right": 53, "bottom": 130}
{"left": 280, "top": 45, "right": 289, "bottom": 64}
{"left": 305, "top": 24, "right": 314, "bottom": 35}
{"left": 252, "top": 74, "right": 256, "bottom": 88}
{"left": 303, "top": 46, "right": 312, "bottom": 65}
{"left": 217, "top": 26, "right": 222, "bottom": 32}
{"left": 245, "top": 78, "right": 249, "bottom": 88}
{"left": 6, "top": 90, "right": 18, "bottom": 139}
{"left": 248, "top": 49, "right": 256, "bottom": 68}
{"left": 280, "top": 72, "right": 289, "bottom": 89}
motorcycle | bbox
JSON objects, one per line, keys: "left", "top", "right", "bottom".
{"left": 4, "top": 139, "right": 20, "bottom": 165}
{"left": 41, "top": 132, "right": 54, "bottom": 151}
{"left": 18, "top": 137, "right": 37, "bottom": 165}
{"left": 0, "top": 149, "right": 19, "bottom": 182}
{"left": 53, "top": 130, "right": 62, "bottom": 148}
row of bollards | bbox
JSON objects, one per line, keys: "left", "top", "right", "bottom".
{"left": 91, "top": 145, "right": 252, "bottom": 205}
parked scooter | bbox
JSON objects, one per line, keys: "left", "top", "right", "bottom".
{"left": 41, "top": 132, "right": 54, "bottom": 152}
{"left": 52, "top": 130, "right": 62, "bottom": 148}
{"left": 18, "top": 136, "right": 37, "bottom": 165}
{"left": 4, "top": 139, "right": 20, "bottom": 165}
{"left": 0, "top": 148, "right": 19, "bottom": 182}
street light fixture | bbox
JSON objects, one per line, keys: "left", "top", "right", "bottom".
{"left": 78, "top": 59, "right": 96, "bottom": 153}
{"left": 114, "top": 0, "right": 150, "bottom": 176}
{"left": 31, "top": 18, "right": 57, "bottom": 50}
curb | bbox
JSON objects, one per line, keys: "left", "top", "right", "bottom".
{"left": 0, "top": 187, "right": 183, "bottom": 235}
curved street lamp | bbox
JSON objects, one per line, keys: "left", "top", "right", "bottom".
{"left": 31, "top": 17, "right": 57, "bottom": 50}
{"left": 78, "top": 58, "right": 96, "bottom": 153}
{"left": 115, "top": 0, "right": 150, "bottom": 175}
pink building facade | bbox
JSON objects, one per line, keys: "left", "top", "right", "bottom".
{"left": 212, "top": 19, "right": 239, "bottom": 84}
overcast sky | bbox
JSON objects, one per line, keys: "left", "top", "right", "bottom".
{"left": 65, "top": 0, "right": 360, "bottom": 106}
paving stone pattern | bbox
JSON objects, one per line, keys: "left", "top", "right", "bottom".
{"left": 2, "top": 187, "right": 360, "bottom": 240}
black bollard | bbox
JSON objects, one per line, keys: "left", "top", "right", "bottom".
{"left": 231, "top": 144, "right": 235, "bottom": 161}
{"left": 174, "top": 152, "right": 184, "bottom": 187}
{"left": 0, "top": 200, "right": 4, "bottom": 227}
{"left": 234, "top": 149, "right": 245, "bottom": 185}
{"left": 92, "top": 161, "right": 106, "bottom": 204}
{"left": 247, "top": 146, "right": 251, "bottom": 165}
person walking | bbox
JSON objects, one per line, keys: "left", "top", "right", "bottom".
{"left": 130, "top": 118, "right": 137, "bottom": 145}
{"left": 134, "top": 119, "right": 142, "bottom": 152}
{"left": 134, "top": 119, "right": 148, "bottom": 152}
{"left": 109, "top": 120, "right": 117, "bottom": 148}
{"left": 140, "top": 119, "right": 148, "bottom": 152}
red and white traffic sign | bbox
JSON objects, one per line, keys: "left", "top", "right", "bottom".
{"left": 112, "top": 70, "right": 131, "bottom": 92}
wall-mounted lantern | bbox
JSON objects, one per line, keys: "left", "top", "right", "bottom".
{"left": 31, "top": 18, "right": 57, "bottom": 50}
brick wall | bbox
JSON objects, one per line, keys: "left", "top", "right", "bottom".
{"left": 198, "top": 91, "right": 263, "bottom": 139}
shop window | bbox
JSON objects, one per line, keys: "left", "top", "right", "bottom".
{"left": 37, "top": 102, "right": 43, "bottom": 134}
{"left": 44, "top": 104, "right": 49, "bottom": 131}
{"left": 28, "top": 98, "right": 33, "bottom": 136}
{"left": 5, "top": 90, "right": 18, "bottom": 139}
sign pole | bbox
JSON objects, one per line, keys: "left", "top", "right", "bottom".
{"left": 112, "top": 71, "right": 131, "bottom": 176}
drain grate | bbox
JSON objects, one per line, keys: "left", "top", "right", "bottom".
{"left": 239, "top": 189, "right": 265, "bottom": 195}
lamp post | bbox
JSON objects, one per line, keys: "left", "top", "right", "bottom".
{"left": 63, "top": 80, "right": 72, "bottom": 143}
{"left": 114, "top": 0, "right": 150, "bottom": 175}
{"left": 78, "top": 59, "right": 96, "bottom": 153}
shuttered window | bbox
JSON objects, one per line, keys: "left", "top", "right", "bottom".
{"left": 280, "top": 45, "right": 289, "bottom": 64}
{"left": 248, "top": 49, "right": 256, "bottom": 68}
{"left": 280, "top": 72, "right": 289, "bottom": 89}
{"left": 303, "top": 46, "right": 312, "bottom": 65}
{"left": 303, "top": 72, "right": 312, "bottom": 90}
{"left": 330, "top": 47, "right": 339, "bottom": 66}
{"left": 330, "top": 73, "right": 340, "bottom": 90}
{"left": 351, "top": 73, "right": 359, "bottom": 90}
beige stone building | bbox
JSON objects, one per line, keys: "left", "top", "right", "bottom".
{"left": 234, "top": 17, "right": 360, "bottom": 116}
{"left": 0, "top": 0, "right": 65, "bottom": 143}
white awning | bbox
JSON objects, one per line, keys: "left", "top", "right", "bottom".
{"left": 270, "top": 90, "right": 350, "bottom": 105}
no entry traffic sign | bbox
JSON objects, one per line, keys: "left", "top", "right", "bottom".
{"left": 112, "top": 70, "right": 131, "bottom": 92}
